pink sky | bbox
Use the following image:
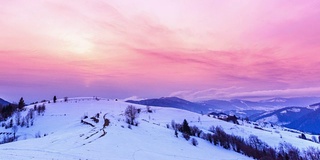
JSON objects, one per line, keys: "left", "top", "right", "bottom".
{"left": 1, "top": 0, "right": 320, "bottom": 102}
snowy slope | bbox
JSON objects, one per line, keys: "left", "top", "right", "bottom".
{"left": 0, "top": 97, "right": 251, "bottom": 160}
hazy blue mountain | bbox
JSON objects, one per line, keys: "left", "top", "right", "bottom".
{"left": 259, "top": 97, "right": 320, "bottom": 108}
{"left": 286, "top": 108, "right": 320, "bottom": 134}
{"left": 201, "top": 97, "right": 320, "bottom": 111}
{"left": 127, "top": 96, "right": 320, "bottom": 134}
{"left": 127, "top": 96, "right": 320, "bottom": 117}
{"left": 0, "top": 98, "right": 10, "bottom": 106}
{"left": 251, "top": 107, "right": 314, "bottom": 125}
{"left": 126, "top": 97, "right": 210, "bottom": 113}
{"left": 199, "top": 99, "right": 261, "bottom": 111}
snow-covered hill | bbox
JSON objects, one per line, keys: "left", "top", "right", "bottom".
{"left": 0, "top": 97, "right": 251, "bottom": 160}
{"left": 0, "top": 97, "right": 319, "bottom": 160}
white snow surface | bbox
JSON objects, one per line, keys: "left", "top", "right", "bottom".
{"left": 280, "top": 110, "right": 287, "bottom": 114}
{"left": 0, "top": 97, "right": 250, "bottom": 160}
{"left": 0, "top": 97, "right": 319, "bottom": 160}
{"left": 287, "top": 108, "right": 301, "bottom": 113}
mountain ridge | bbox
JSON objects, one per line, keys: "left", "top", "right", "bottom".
{"left": 0, "top": 98, "right": 10, "bottom": 106}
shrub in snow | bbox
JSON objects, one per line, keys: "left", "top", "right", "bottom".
{"left": 209, "top": 126, "right": 216, "bottom": 133}
{"left": 190, "top": 126, "right": 201, "bottom": 137}
{"left": 91, "top": 117, "right": 99, "bottom": 123}
{"left": 103, "top": 118, "right": 110, "bottom": 128}
{"left": 95, "top": 113, "right": 100, "bottom": 118}
{"left": 35, "top": 131, "right": 41, "bottom": 138}
{"left": 146, "top": 106, "right": 152, "bottom": 113}
{"left": 299, "top": 133, "right": 306, "bottom": 140}
{"left": 1, "top": 135, "right": 15, "bottom": 144}
{"left": 183, "top": 133, "right": 190, "bottom": 141}
{"left": 191, "top": 138, "right": 198, "bottom": 146}
{"left": 226, "top": 115, "right": 239, "bottom": 125}
{"left": 204, "top": 133, "right": 213, "bottom": 144}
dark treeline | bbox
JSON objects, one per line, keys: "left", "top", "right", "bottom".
{"left": 0, "top": 104, "right": 18, "bottom": 121}
{"left": 173, "top": 119, "right": 320, "bottom": 160}
{"left": 0, "top": 97, "right": 26, "bottom": 121}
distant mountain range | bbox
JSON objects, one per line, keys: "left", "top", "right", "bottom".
{"left": 126, "top": 97, "right": 209, "bottom": 114}
{"left": 127, "top": 96, "right": 320, "bottom": 116}
{"left": 251, "top": 107, "right": 314, "bottom": 125}
{"left": 200, "top": 97, "right": 320, "bottom": 111}
{"left": 243, "top": 102, "right": 320, "bottom": 134}
{"left": 127, "top": 96, "right": 320, "bottom": 134}
{"left": 0, "top": 98, "right": 10, "bottom": 106}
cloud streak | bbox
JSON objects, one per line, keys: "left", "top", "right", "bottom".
{"left": 170, "top": 87, "right": 320, "bottom": 101}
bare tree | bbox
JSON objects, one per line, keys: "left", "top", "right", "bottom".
{"left": 175, "top": 129, "right": 178, "bottom": 137}
{"left": 28, "top": 109, "right": 34, "bottom": 120}
{"left": 125, "top": 105, "right": 139, "bottom": 126}
{"left": 171, "top": 120, "right": 176, "bottom": 130}
{"left": 25, "top": 115, "right": 30, "bottom": 128}
{"left": 12, "top": 125, "right": 18, "bottom": 139}
{"left": 15, "top": 112, "right": 21, "bottom": 126}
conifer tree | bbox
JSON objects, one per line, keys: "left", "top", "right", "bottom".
{"left": 18, "top": 97, "right": 25, "bottom": 110}
{"left": 182, "top": 119, "right": 191, "bottom": 135}
{"left": 53, "top": 96, "right": 57, "bottom": 103}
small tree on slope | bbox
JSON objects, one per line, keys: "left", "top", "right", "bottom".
{"left": 182, "top": 119, "right": 191, "bottom": 135}
{"left": 18, "top": 97, "right": 25, "bottom": 110}
{"left": 125, "top": 105, "right": 139, "bottom": 126}
{"left": 53, "top": 96, "right": 57, "bottom": 103}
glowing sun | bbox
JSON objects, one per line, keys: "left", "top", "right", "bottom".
{"left": 62, "top": 33, "right": 93, "bottom": 55}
